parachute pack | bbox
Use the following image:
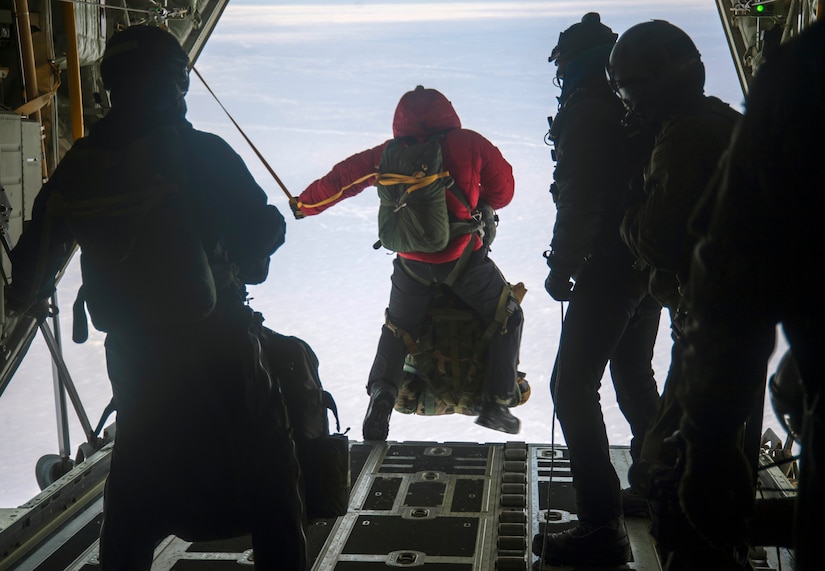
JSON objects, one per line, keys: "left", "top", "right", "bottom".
{"left": 393, "top": 283, "right": 530, "bottom": 416}
{"left": 258, "top": 327, "right": 350, "bottom": 519}
{"left": 375, "top": 134, "right": 483, "bottom": 254}
{"left": 54, "top": 126, "right": 217, "bottom": 341}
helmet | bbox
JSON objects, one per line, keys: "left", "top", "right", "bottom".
{"left": 100, "top": 25, "right": 190, "bottom": 96}
{"left": 549, "top": 12, "right": 617, "bottom": 64}
{"left": 606, "top": 20, "right": 705, "bottom": 125}
{"left": 769, "top": 350, "right": 805, "bottom": 444}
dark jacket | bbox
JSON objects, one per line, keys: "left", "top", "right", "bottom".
{"left": 678, "top": 22, "right": 825, "bottom": 570}
{"left": 296, "top": 87, "right": 514, "bottom": 264}
{"left": 620, "top": 95, "right": 741, "bottom": 310}
{"left": 9, "top": 107, "right": 284, "bottom": 319}
{"left": 681, "top": 19, "right": 825, "bottom": 434}
{"left": 547, "top": 44, "right": 650, "bottom": 278}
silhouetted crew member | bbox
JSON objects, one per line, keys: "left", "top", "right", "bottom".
{"left": 294, "top": 85, "right": 523, "bottom": 439}
{"left": 606, "top": 19, "right": 743, "bottom": 568}
{"left": 532, "top": 13, "right": 661, "bottom": 567}
{"left": 7, "top": 25, "right": 307, "bottom": 570}
{"left": 679, "top": 19, "right": 825, "bottom": 571}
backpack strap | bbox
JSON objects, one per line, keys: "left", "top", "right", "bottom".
{"left": 322, "top": 390, "right": 342, "bottom": 433}
{"left": 72, "top": 286, "right": 89, "bottom": 344}
{"left": 446, "top": 177, "right": 484, "bottom": 239}
{"left": 442, "top": 236, "right": 476, "bottom": 287}
{"left": 92, "top": 397, "right": 117, "bottom": 438}
{"left": 442, "top": 179, "right": 485, "bottom": 286}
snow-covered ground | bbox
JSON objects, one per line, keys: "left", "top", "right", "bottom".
{"left": 0, "top": 0, "right": 789, "bottom": 507}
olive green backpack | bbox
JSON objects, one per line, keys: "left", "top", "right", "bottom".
{"left": 375, "top": 134, "right": 481, "bottom": 254}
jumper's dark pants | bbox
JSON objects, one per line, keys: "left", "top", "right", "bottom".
{"left": 98, "top": 306, "right": 308, "bottom": 571}
{"left": 367, "top": 247, "right": 523, "bottom": 404}
{"left": 550, "top": 259, "right": 661, "bottom": 524}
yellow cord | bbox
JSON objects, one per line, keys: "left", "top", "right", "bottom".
{"left": 297, "top": 172, "right": 377, "bottom": 209}
{"left": 297, "top": 170, "right": 450, "bottom": 210}
{"left": 376, "top": 171, "right": 450, "bottom": 194}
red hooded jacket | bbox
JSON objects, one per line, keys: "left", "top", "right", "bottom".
{"left": 297, "top": 86, "right": 515, "bottom": 263}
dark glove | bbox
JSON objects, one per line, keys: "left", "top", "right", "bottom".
{"left": 544, "top": 269, "right": 574, "bottom": 301}
{"left": 678, "top": 427, "right": 754, "bottom": 550}
{"left": 549, "top": 182, "right": 559, "bottom": 204}
{"left": 5, "top": 288, "right": 49, "bottom": 323}
{"left": 289, "top": 197, "right": 305, "bottom": 220}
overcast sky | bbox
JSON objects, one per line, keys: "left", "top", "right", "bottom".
{"left": 0, "top": 1, "right": 789, "bottom": 508}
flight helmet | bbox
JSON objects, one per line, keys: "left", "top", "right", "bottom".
{"left": 549, "top": 12, "right": 617, "bottom": 79}
{"left": 100, "top": 25, "right": 190, "bottom": 98}
{"left": 606, "top": 20, "right": 705, "bottom": 125}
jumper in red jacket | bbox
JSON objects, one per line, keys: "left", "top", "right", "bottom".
{"left": 296, "top": 86, "right": 515, "bottom": 264}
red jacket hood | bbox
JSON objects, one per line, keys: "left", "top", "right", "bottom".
{"left": 392, "top": 85, "right": 462, "bottom": 138}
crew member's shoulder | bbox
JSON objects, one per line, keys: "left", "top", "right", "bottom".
{"left": 659, "top": 96, "right": 741, "bottom": 147}
{"left": 174, "top": 127, "right": 249, "bottom": 166}
{"left": 563, "top": 83, "right": 620, "bottom": 112}
{"left": 554, "top": 86, "right": 624, "bottom": 136}
{"left": 701, "top": 95, "right": 743, "bottom": 123}
{"left": 180, "top": 126, "right": 236, "bottom": 151}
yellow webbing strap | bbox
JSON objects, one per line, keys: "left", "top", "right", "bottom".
{"left": 298, "top": 169, "right": 451, "bottom": 210}
{"left": 375, "top": 171, "right": 451, "bottom": 194}
{"left": 297, "top": 172, "right": 377, "bottom": 210}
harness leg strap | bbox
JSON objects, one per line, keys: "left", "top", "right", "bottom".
{"left": 384, "top": 310, "right": 421, "bottom": 357}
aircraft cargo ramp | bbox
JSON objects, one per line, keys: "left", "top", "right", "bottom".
{"left": 0, "top": 440, "right": 795, "bottom": 570}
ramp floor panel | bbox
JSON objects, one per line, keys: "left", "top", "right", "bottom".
{"left": 3, "top": 441, "right": 796, "bottom": 571}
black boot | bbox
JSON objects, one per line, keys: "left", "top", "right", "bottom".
{"left": 475, "top": 402, "right": 520, "bottom": 435}
{"left": 362, "top": 384, "right": 397, "bottom": 441}
{"left": 531, "top": 518, "right": 630, "bottom": 566}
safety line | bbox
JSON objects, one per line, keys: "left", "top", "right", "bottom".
{"left": 192, "top": 66, "right": 296, "bottom": 201}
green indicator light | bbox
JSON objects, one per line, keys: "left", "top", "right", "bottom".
{"left": 756, "top": 4, "right": 765, "bottom": 12}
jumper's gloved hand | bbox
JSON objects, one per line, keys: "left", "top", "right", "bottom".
{"left": 289, "top": 197, "right": 305, "bottom": 220}
{"left": 678, "top": 425, "right": 754, "bottom": 550}
{"left": 544, "top": 269, "right": 574, "bottom": 301}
